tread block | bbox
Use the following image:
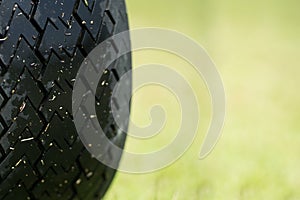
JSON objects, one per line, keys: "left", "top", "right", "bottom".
{"left": 0, "top": 121, "right": 4, "bottom": 136}
{"left": 39, "top": 18, "right": 81, "bottom": 60}
{"left": 34, "top": 0, "right": 75, "bottom": 29}
{"left": 0, "top": 138, "right": 41, "bottom": 180}
{"left": 0, "top": 92, "right": 4, "bottom": 107}
{"left": 0, "top": 0, "right": 33, "bottom": 34}
{"left": 32, "top": 165, "right": 78, "bottom": 199}
{"left": 0, "top": 100, "right": 43, "bottom": 153}
{"left": 39, "top": 114, "right": 76, "bottom": 152}
{"left": 41, "top": 51, "right": 83, "bottom": 88}
{"left": 97, "top": 10, "right": 116, "bottom": 43}
{"left": 76, "top": 0, "right": 107, "bottom": 39}
{"left": 0, "top": 8, "right": 38, "bottom": 65}
{"left": 1, "top": 67, "right": 44, "bottom": 125}
{"left": 40, "top": 81, "right": 72, "bottom": 121}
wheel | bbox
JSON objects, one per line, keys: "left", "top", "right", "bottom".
{"left": 0, "top": 0, "right": 131, "bottom": 199}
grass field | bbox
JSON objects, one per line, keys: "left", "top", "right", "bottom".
{"left": 105, "top": 0, "right": 300, "bottom": 199}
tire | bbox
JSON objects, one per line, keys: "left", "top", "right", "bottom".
{"left": 0, "top": 0, "right": 131, "bottom": 199}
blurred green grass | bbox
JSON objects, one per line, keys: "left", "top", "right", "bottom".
{"left": 105, "top": 0, "right": 300, "bottom": 199}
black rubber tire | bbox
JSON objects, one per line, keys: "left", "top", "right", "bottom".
{"left": 0, "top": 0, "right": 131, "bottom": 199}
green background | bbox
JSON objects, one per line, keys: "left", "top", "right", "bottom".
{"left": 105, "top": 0, "right": 300, "bottom": 199}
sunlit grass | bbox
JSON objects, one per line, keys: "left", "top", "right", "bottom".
{"left": 105, "top": 0, "right": 300, "bottom": 199}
